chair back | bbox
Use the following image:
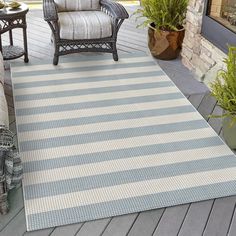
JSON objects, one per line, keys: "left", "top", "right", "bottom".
{"left": 54, "top": 0, "right": 100, "bottom": 12}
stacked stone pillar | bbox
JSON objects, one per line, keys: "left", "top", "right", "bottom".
{"left": 181, "top": 0, "right": 226, "bottom": 84}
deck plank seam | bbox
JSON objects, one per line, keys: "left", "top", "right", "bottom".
{"left": 176, "top": 204, "right": 191, "bottom": 236}
{"left": 98, "top": 218, "right": 113, "bottom": 236}
{"left": 151, "top": 208, "right": 166, "bottom": 236}
{"left": 202, "top": 199, "right": 215, "bottom": 236}
{"left": 226, "top": 202, "right": 236, "bottom": 236}
{"left": 125, "top": 213, "right": 140, "bottom": 236}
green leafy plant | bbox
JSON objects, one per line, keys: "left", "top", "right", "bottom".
{"left": 210, "top": 46, "right": 236, "bottom": 124}
{"left": 133, "top": 0, "right": 188, "bottom": 31}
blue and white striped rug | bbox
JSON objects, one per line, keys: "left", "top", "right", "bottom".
{"left": 11, "top": 53, "right": 236, "bottom": 231}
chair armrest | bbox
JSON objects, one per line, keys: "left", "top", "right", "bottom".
{"left": 100, "top": 0, "right": 129, "bottom": 20}
{"left": 43, "top": 0, "right": 58, "bottom": 22}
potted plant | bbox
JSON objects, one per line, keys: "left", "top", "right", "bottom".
{"left": 210, "top": 46, "right": 236, "bottom": 149}
{"left": 134, "top": 0, "right": 188, "bottom": 60}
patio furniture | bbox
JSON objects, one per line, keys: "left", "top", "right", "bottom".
{"left": 0, "top": 3, "right": 29, "bottom": 62}
{"left": 0, "top": 52, "right": 23, "bottom": 214}
{"left": 43, "top": 0, "right": 129, "bottom": 65}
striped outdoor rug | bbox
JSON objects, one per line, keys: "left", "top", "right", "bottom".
{"left": 11, "top": 53, "right": 236, "bottom": 231}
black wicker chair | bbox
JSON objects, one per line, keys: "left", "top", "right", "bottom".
{"left": 43, "top": 0, "right": 129, "bottom": 65}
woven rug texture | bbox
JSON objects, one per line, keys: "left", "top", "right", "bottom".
{"left": 11, "top": 53, "right": 236, "bottom": 231}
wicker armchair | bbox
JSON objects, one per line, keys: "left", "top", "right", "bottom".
{"left": 43, "top": 0, "right": 129, "bottom": 65}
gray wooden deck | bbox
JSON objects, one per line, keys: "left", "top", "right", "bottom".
{"left": 1, "top": 4, "right": 236, "bottom": 236}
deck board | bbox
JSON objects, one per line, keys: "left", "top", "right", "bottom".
{"left": 152, "top": 204, "right": 190, "bottom": 236}
{"left": 203, "top": 196, "right": 236, "bottom": 236}
{"left": 208, "top": 104, "right": 223, "bottom": 134}
{"left": 75, "top": 218, "right": 111, "bottom": 236}
{"left": 1, "top": 4, "right": 235, "bottom": 236}
{"left": 228, "top": 206, "right": 236, "bottom": 236}
{"left": 178, "top": 200, "right": 214, "bottom": 236}
{"left": 1, "top": 209, "right": 27, "bottom": 236}
{"left": 102, "top": 213, "right": 138, "bottom": 236}
{"left": 127, "top": 210, "right": 164, "bottom": 236}
{"left": 197, "top": 93, "right": 217, "bottom": 121}
{"left": 49, "top": 223, "right": 83, "bottom": 236}
{"left": 0, "top": 187, "right": 24, "bottom": 232}
{"left": 188, "top": 93, "right": 207, "bottom": 110}
{"left": 24, "top": 227, "right": 54, "bottom": 236}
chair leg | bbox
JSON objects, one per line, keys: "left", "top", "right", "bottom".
{"left": 53, "top": 44, "right": 59, "bottom": 65}
{"left": 112, "top": 42, "right": 118, "bottom": 61}
{"left": 113, "top": 52, "right": 118, "bottom": 61}
{"left": 53, "top": 55, "right": 59, "bottom": 65}
{"left": 112, "top": 51, "right": 119, "bottom": 61}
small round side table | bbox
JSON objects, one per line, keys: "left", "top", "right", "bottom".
{"left": 0, "top": 3, "right": 29, "bottom": 62}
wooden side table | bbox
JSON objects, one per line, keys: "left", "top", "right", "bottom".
{"left": 0, "top": 3, "right": 29, "bottom": 62}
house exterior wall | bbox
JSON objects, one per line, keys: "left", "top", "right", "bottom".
{"left": 181, "top": 0, "right": 226, "bottom": 86}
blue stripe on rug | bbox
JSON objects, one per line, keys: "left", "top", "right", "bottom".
{"left": 12, "top": 52, "right": 148, "bottom": 68}
{"left": 20, "top": 120, "right": 207, "bottom": 152}
{"left": 23, "top": 136, "right": 224, "bottom": 173}
{"left": 13, "top": 61, "right": 156, "bottom": 77}
{"left": 18, "top": 105, "right": 194, "bottom": 132}
{"left": 16, "top": 93, "right": 184, "bottom": 116}
{"left": 13, "top": 71, "right": 165, "bottom": 89}
{"left": 27, "top": 180, "right": 236, "bottom": 231}
{"left": 24, "top": 155, "right": 236, "bottom": 200}
{"left": 15, "top": 81, "right": 174, "bottom": 101}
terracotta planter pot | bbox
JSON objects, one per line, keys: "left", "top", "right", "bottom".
{"left": 222, "top": 116, "right": 236, "bottom": 149}
{"left": 148, "top": 23, "right": 185, "bottom": 60}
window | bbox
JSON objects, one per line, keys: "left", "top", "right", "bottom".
{"left": 201, "top": 0, "right": 236, "bottom": 53}
{"left": 209, "top": 0, "right": 236, "bottom": 33}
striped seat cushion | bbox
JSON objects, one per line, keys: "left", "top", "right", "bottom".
{"left": 58, "top": 11, "right": 112, "bottom": 40}
{"left": 54, "top": 0, "right": 100, "bottom": 12}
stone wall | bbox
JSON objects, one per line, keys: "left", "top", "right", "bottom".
{"left": 181, "top": 0, "right": 226, "bottom": 86}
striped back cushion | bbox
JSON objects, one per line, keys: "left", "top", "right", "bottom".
{"left": 54, "top": 0, "right": 101, "bottom": 12}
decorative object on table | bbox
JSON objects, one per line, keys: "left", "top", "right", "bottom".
{"left": 0, "top": 2, "right": 29, "bottom": 62}
{"left": 210, "top": 46, "right": 236, "bottom": 149}
{"left": 11, "top": 53, "right": 236, "bottom": 231}
{"left": 134, "top": 0, "right": 188, "bottom": 60}
{"left": 0, "top": 1, "right": 5, "bottom": 9}
{"left": 43, "top": 0, "right": 129, "bottom": 65}
{"left": 8, "top": 1, "right": 21, "bottom": 9}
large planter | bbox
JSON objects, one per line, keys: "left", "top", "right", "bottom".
{"left": 148, "top": 23, "right": 185, "bottom": 60}
{"left": 222, "top": 116, "right": 236, "bottom": 149}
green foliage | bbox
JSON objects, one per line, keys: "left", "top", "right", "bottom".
{"left": 210, "top": 46, "right": 236, "bottom": 123}
{"left": 133, "top": 0, "right": 188, "bottom": 31}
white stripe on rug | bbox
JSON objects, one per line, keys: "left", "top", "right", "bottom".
{"left": 18, "top": 112, "right": 201, "bottom": 141}
{"left": 13, "top": 65, "right": 161, "bottom": 83}
{"left": 12, "top": 56, "right": 153, "bottom": 73}
{"left": 24, "top": 167, "right": 236, "bottom": 215}
{"left": 23, "top": 143, "right": 232, "bottom": 186}
{"left": 14, "top": 75, "right": 170, "bottom": 95}
{"left": 15, "top": 86, "right": 179, "bottom": 109}
{"left": 16, "top": 98, "right": 188, "bottom": 124}
{"left": 20, "top": 128, "right": 217, "bottom": 163}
